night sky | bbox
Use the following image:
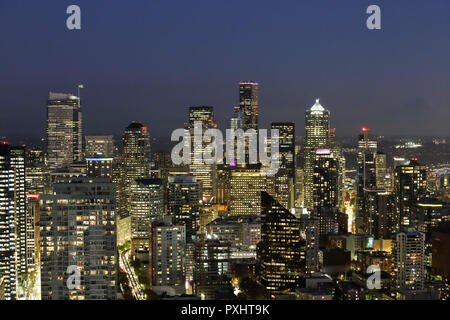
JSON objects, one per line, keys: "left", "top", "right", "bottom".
{"left": 1, "top": 0, "right": 450, "bottom": 144}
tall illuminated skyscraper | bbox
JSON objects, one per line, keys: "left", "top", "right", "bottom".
{"left": 25, "top": 147, "right": 50, "bottom": 196}
{"left": 393, "top": 229, "right": 425, "bottom": 292}
{"left": 187, "top": 106, "right": 217, "bottom": 202}
{"left": 0, "top": 143, "right": 26, "bottom": 300}
{"left": 394, "top": 158, "right": 427, "bottom": 228}
{"left": 356, "top": 128, "right": 378, "bottom": 234}
{"left": 229, "top": 165, "right": 274, "bottom": 216}
{"left": 375, "top": 152, "right": 387, "bottom": 189}
{"left": 257, "top": 192, "right": 304, "bottom": 294}
{"left": 271, "top": 122, "right": 295, "bottom": 209}
{"left": 117, "top": 122, "right": 151, "bottom": 218}
{"left": 193, "top": 236, "right": 232, "bottom": 300}
{"left": 167, "top": 175, "right": 201, "bottom": 242}
{"left": 46, "top": 92, "right": 82, "bottom": 170}
{"left": 150, "top": 217, "right": 186, "bottom": 294}
{"left": 130, "top": 178, "right": 163, "bottom": 259}
{"left": 313, "top": 149, "right": 339, "bottom": 211}
{"left": 39, "top": 177, "right": 117, "bottom": 300}
{"left": 304, "top": 218, "right": 320, "bottom": 275}
{"left": 239, "top": 81, "right": 258, "bottom": 131}
{"left": 303, "top": 99, "right": 330, "bottom": 210}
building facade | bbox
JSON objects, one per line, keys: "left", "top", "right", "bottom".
{"left": 40, "top": 177, "right": 117, "bottom": 300}
{"left": 46, "top": 92, "right": 82, "bottom": 170}
{"left": 304, "top": 99, "right": 330, "bottom": 210}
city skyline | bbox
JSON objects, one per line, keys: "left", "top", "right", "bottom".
{"left": 0, "top": 0, "right": 449, "bottom": 305}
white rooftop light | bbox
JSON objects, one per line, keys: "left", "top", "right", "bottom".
{"left": 310, "top": 98, "right": 325, "bottom": 112}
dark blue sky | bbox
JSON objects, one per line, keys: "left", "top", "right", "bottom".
{"left": 1, "top": 0, "right": 449, "bottom": 143}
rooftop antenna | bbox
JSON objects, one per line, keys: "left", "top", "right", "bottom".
{"left": 77, "top": 83, "right": 84, "bottom": 101}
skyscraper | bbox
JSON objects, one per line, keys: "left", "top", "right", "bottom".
{"left": 46, "top": 92, "right": 82, "bottom": 170}
{"left": 229, "top": 165, "right": 274, "bottom": 216}
{"left": 313, "top": 149, "right": 339, "bottom": 211}
{"left": 0, "top": 143, "right": 26, "bottom": 300}
{"left": 239, "top": 81, "right": 258, "bottom": 131}
{"left": 304, "top": 217, "right": 320, "bottom": 275}
{"left": 39, "top": 177, "right": 117, "bottom": 300}
{"left": 25, "top": 147, "right": 50, "bottom": 196}
{"left": 304, "top": 99, "right": 330, "bottom": 210}
{"left": 117, "top": 122, "right": 151, "bottom": 218}
{"left": 356, "top": 128, "right": 379, "bottom": 234}
{"left": 257, "top": 192, "right": 304, "bottom": 294}
{"left": 393, "top": 229, "right": 425, "bottom": 292}
{"left": 193, "top": 236, "right": 232, "bottom": 300}
{"left": 150, "top": 217, "right": 186, "bottom": 294}
{"left": 167, "top": 175, "right": 201, "bottom": 242}
{"left": 364, "top": 190, "right": 396, "bottom": 239}
{"left": 375, "top": 152, "right": 387, "bottom": 189}
{"left": 394, "top": 158, "right": 427, "bottom": 228}
{"left": 187, "top": 106, "right": 217, "bottom": 202}
{"left": 130, "top": 178, "right": 163, "bottom": 259}
{"left": 271, "top": 122, "right": 295, "bottom": 209}
{"left": 227, "top": 106, "right": 244, "bottom": 131}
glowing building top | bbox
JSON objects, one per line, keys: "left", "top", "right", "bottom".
{"left": 310, "top": 98, "right": 326, "bottom": 113}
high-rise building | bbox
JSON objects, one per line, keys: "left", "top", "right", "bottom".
{"left": 313, "top": 149, "right": 339, "bottom": 211}
{"left": 215, "top": 164, "right": 231, "bottom": 207}
{"left": 393, "top": 229, "right": 425, "bottom": 292}
{"left": 206, "top": 215, "right": 261, "bottom": 254}
{"left": 363, "top": 190, "right": 396, "bottom": 239}
{"left": 239, "top": 81, "right": 258, "bottom": 131}
{"left": 356, "top": 128, "right": 379, "bottom": 234}
{"left": 356, "top": 150, "right": 390, "bottom": 235}
{"left": 39, "top": 177, "right": 117, "bottom": 300}
{"left": 25, "top": 147, "right": 50, "bottom": 195}
{"left": 187, "top": 106, "right": 217, "bottom": 202}
{"left": 117, "top": 122, "right": 151, "bottom": 218}
{"left": 375, "top": 152, "right": 387, "bottom": 189}
{"left": 410, "top": 199, "right": 447, "bottom": 243}
{"left": 304, "top": 99, "right": 330, "bottom": 210}
{"left": 229, "top": 165, "right": 274, "bottom": 216}
{"left": 130, "top": 178, "right": 163, "bottom": 259}
{"left": 85, "top": 135, "right": 115, "bottom": 158}
{"left": 167, "top": 175, "right": 201, "bottom": 242}
{"left": 394, "top": 158, "right": 427, "bottom": 228}
{"left": 26, "top": 194, "right": 40, "bottom": 273}
{"left": 257, "top": 192, "right": 304, "bottom": 294}
{"left": 0, "top": 143, "right": 26, "bottom": 299}
{"left": 304, "top": 218, "right": 320, "bottom": 275}
{"left": 271, "top": 122, "right": 295, "bottom": 209}
{"left": 330, "top": 131, "right": 346, "bottom": 211}
{"left": 150, "top": 216, "right": 186, "bottom": 294}
{"left": 227, "top": 106, "right": 244, "bottom": 131}
{"left": 193, "top": 236, "right": 232, "bottom": 300}
{"left": 46, "top": 92, "right": 82, "bottom": 170}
